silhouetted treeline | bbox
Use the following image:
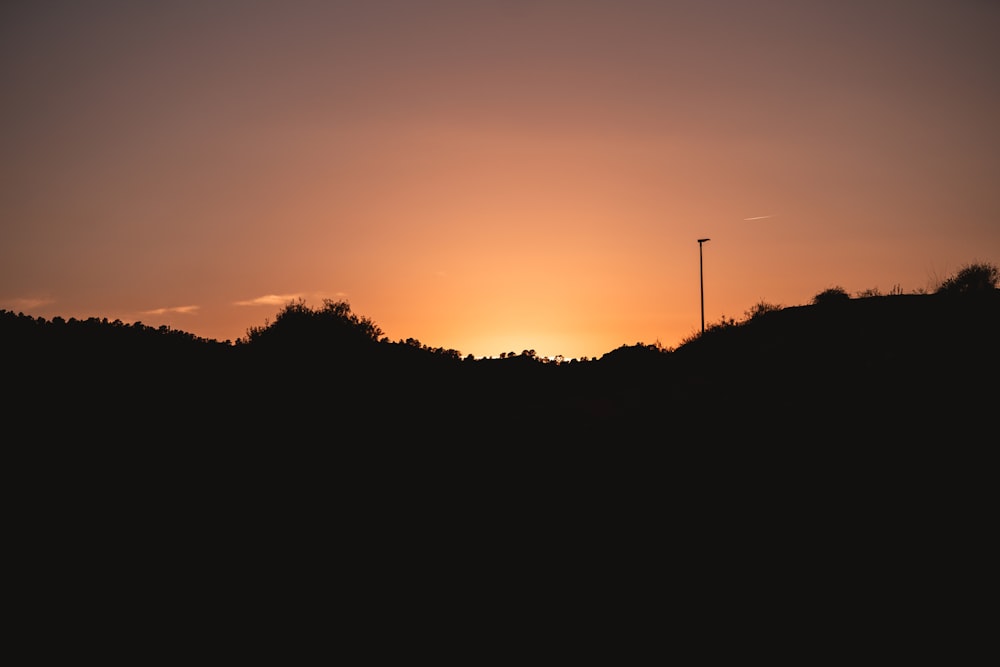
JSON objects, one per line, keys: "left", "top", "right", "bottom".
{"left": 4, "top": 264, "right": 998, "bottom": 443}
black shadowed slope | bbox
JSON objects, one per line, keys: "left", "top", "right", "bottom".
{"left": 4, "top": 288, "right": 997, "bottom": 442}
{"left": 4, "top": 277, "right": 996, "bottom": 642}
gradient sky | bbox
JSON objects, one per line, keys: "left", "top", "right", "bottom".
{"left": 3, "top": 0, "right": 998, "bottom": 359}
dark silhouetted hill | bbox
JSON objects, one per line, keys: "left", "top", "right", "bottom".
{"left": 6, "top": 285, "right": 995, "bottom": 631}
{"left": 4, "top": 288, "right": 997, "bottom": 443}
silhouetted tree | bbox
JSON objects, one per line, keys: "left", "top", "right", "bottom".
{"left": 243, "top": 298, "right": 383, "bottom": 355}
{"left": 936, "top": 262, "right": 1000, "bottom": 295}
{"left": 319, "top": 299, "right": 383, "bottom": 340}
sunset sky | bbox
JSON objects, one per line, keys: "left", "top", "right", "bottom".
{"left": 3, "top": 0, "right": 998, "bottom": 360}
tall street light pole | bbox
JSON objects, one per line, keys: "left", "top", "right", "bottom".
{"left": 698, "top": 238, "right": 710, "bottom": 333}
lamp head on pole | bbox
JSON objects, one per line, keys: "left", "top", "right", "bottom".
{"left": 697, "top": 238, "right": 710, "bottom": 244}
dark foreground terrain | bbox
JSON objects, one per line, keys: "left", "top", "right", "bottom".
{"left": 4, "top": 290, "right": 996, "bottom": 649}
{"left": 5, "top": 290, "right": 997, "bottom": 442}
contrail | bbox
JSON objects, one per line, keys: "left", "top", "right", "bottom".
{"left": 744, "top": 215, "right": 773, "bottom": 221}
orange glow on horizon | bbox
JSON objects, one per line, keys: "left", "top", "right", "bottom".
{"left": 1, "top": 2, "right": 997, "bottom": 360}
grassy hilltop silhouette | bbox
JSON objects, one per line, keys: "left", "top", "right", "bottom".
{"left": 4, "top": 262, "right": 997, "bottom": 442}
{"left": 6, "top": 263, "right": 996, "bottom": 637}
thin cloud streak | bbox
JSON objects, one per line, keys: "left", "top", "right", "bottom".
{"left": 142, "top": 305, "right": 200, "bottom": 315}
{"left": 743, "top": 215, "right": 774, "bottom": 221}
{"left": 5, "top": 297, "right": 55, "bottom": 310}
{"left": 235, "top": 294, "right": 304, "bottom": 307}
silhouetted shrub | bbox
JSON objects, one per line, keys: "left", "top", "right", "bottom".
{"left": 600, "top": 342, "right": 669, "bottom": 364}
{"left": 859, "top": 283, "right": 904, "bottom": 297}
{"left": 244, "top": 298, "right": 383, "bottom": 350}
{"left": 936, "top": 262, "right": 1000, "bottom": 295}
{"left": 678, "top": 314, "right": 739, "bottom": 345}
{"left": 744, "top": 300, "right": 782, "bottom": 320}
{"left": 812, "top": 287, "right": 851, "bottom": 305}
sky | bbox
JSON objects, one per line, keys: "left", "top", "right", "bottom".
{"left": 2, "top": 0, "right": 998, "bottom": 360}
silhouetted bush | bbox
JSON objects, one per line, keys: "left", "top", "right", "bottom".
{"left": 936, "top": 262, "right": 1000, "bottom": 295}
{"left": 244, "top": 298, "right": 383, "bottom": 349}
{"left": 744, "top": 300, "right": 783, "bottom": 320}
{"left": 812, "top": 286, "right": 851, "bottom": 305}
{"left": 600, "top": 341, "right": 669, "bottom": 363}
